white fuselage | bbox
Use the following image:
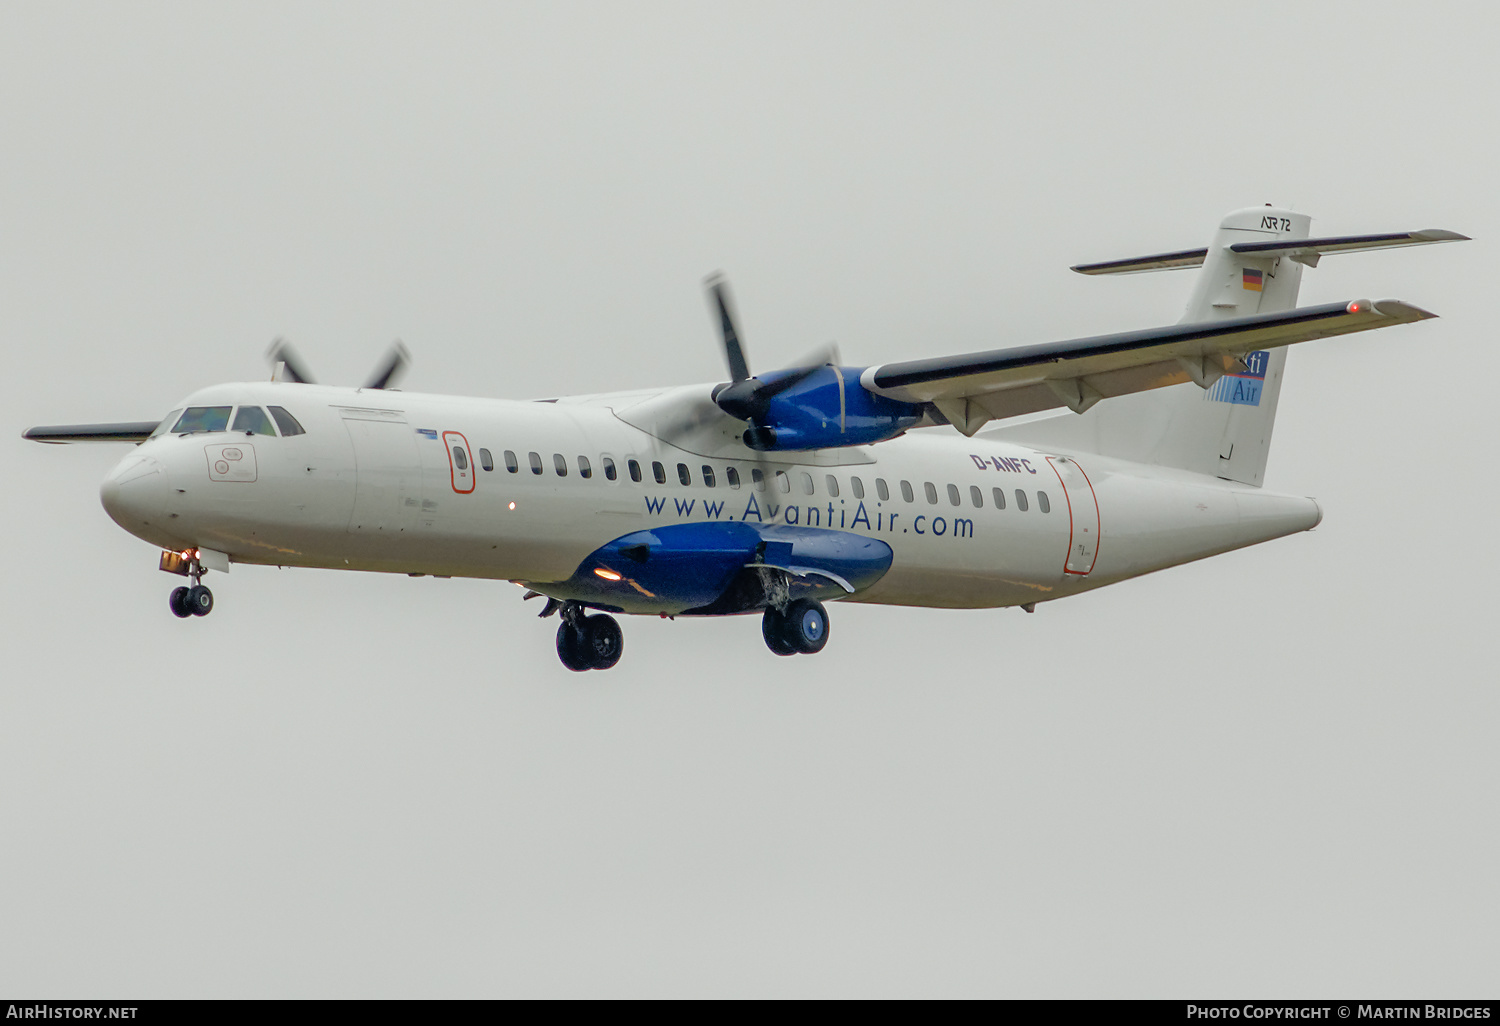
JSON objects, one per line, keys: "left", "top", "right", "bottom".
{"left": 100, "top": 381, "right": 1322, "bottom": 613}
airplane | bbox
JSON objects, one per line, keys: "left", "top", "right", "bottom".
{"left": 23, "top": 206, "right": 1466, "bottom": 671}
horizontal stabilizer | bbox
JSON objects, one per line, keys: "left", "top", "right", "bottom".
{"left": 1073, "top": 229, "right": 1467, "bottom": 275}
{"left": 1228, "top": 229, "right": 1469, "bottom": 267}
{"left": 23, "top": 422, "right": 159, "bottom": 444}
{"left": 1071, "top": 248, "right": 1209, "bottom": 275}
{"left": 862, "top": 299, "right": 1433, "bottom": 433}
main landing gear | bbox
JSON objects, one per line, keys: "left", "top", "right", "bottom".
{"left": 762, "top": 598, "right": 829, "bottom": 657}
{"left": 555, "top": 604, "right": 624, "bottom": 672}
{"left": 164, "top": 550, "right": 214, "bottom": 619}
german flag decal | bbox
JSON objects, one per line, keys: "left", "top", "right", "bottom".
{"left": 1242, "top": 268, "right": 1264, "bottom": 291}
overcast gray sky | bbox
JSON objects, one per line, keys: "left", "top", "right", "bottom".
{"left": 3, "top": 2, "right": 1496, "bottom": 998}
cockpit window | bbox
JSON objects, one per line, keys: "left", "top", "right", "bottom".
{"left": 231, "top": 406, "right": 276, "bottom": 436}
{"left": 149, "top": 410, "right": 184, "bottom": 439}
{"left": 267, "top": 406, "right": 305, "bottom": 436}
{"left": 172, "top": 406, "right": 232, "bottom": 434}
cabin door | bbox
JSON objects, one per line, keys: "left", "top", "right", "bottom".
{"left": 342, "top": 410, "right": 421, "bottom": 534}
{"left": 1047, "top": 455, "right": 1100, "bottom": 576}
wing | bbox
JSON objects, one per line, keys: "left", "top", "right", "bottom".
{"left": 860, "top": 299, "right": 1433, "bottom": 435}
{"left": 22, "top": 422, "right": 160, "bottom": 444}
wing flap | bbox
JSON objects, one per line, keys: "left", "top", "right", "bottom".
{"left": 863, "top": 299, "right": 1433, "bottom": 429}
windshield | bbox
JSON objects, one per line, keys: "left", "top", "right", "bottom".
{"left": 172, "top": 406, "right": 232, "bottom": 434}
{"left": 231, "top": 406, "right": 276, "bottom": 436}
{"left": 148, "top": 409, "right": 184, "bottom": 439}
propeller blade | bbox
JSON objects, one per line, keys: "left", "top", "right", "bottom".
{"left": 705, "top": 274, "right": 751, "bottom": 383}
{"left": 362, "top": 340, "right": 411, "bottom": 390}
{"left": 266, "top": 338, "right": 315, "bottom": 384}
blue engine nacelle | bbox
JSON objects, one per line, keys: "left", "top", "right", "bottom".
{"left": 734, "top": 366, "right": 924, "bottom": 451}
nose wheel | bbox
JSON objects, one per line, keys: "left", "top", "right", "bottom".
{"left": 762, "top": 599, "right": 829, "bottom": 656}
{"left": 166, "top": 551, "right": 215, "bottom": 618}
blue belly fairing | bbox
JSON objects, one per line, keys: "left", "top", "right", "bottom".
{"left": 545, "top": 522, "right": 894, "bottom": 615}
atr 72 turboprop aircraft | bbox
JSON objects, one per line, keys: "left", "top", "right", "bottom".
{"left": 25, "top": 207, "right": 1466, "bottom": 671}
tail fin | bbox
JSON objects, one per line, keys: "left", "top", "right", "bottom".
{"left": 996, "top": 207, "right": 1463, "bottom": 485}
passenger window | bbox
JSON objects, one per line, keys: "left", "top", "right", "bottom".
{"left": 776, "top": 471, "right": 790, "bottom": 493}
{"left": 675, "top": 463, "right": 688, "bottom": 486}
{"left": 231, "top": 406, "right": 276, "bottom": 436}
{"left": 504, "top": 450, "right": 518, "bottom": 473}
{"left": 825, "top": 475, "right": 839, "bottom": 497}
{"left": 877, "top": 478, "right": 890, "bottom": 501}
{"left": 173, "top": 406, "right": 232, "bottom": 434}
{"left": 1038, "top": 491, "right": 1051, "bottom": 513}
{"left": 529, "top": 452, "right": 543, "bottom": 475}
{"left": 149, "top": 409, "right": 184, "bottom": 439}
{"left": 851, "top": 477, "right": 864, "bottom": 499}
{"left": 1015, "top": 489, "right": 1029, "bottom": 512}
{"left": 702, "top": 465, "right": 716, "bottom": 488}
{"left": 900, "top": 480, "right": 914, "bottom": 503}
{"left": 726, "top": 467, "right": 741, "bottom": 489}
{"left": 602, "top": 457, "right": 617, "bottom": 481}
{"left": 479, "top": 448, "right": 494, "bottom": 472}
{"left": 800, "top": 472, "right": 814, "bottom": 495}
{"left": 553, "top": 453, "right": 567, "bottom": 477}
{"left": 628, "top": 459, "right": 642, "bottom": 483}
{"left": 652, "top": 461, "right": 667, "bottom": 484}
{"left": 752, "top": 468, "right": 766, "bottom": 491}
{"left": 578, "top": 456, "right": 592, "bottom": 479}
{"left": 947, "top": 484, "right": 961, "bottom": 506}
{"left": 970, "top": 485, "right": 983, "bottom": 508}
{"left": 267, "top": 406, "right": 306, "bottom": 437}
{"left": 452, "top": 446, "right": 469, "bottom": 471}
{"left": 992, "top": 487, "right": 1007, "bottom": 510}
{"left": 924, "top": 482, "right": 938, "bottom": 504}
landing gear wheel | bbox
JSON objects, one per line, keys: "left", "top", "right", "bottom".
{"left": 784, "top": 599, "right": 829, "bottom": 654}
{"left": 556, "top": 622, "right": 589, "bottom": 672}
{"left": 169, "top": 586, "right": 192, "bottom": 618}
{"left": 580, "top": 614, "right": 623, "bottom": 671}
{"left": 556, "top": 615, "right": 625, "bottom": 671}
{"left": 762, "top": 608, "right": 798, "bottom": 656}
{"left": 186, "top": 584, "right": 214, "bottom": 617}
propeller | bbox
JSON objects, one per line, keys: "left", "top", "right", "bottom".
{"left": 703, "top": 275, "right": 838, "bottom": 443}
{"left": 265, "top": 338, "right": 411, "bottom": 390}
{"left": 266, "top": 337, "right": 316, "bottom": 384}
{"left": 361, "top": 340, "right": 411, "bottom": 390}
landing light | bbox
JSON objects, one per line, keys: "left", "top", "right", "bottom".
{"left": 594, "top": 568, "right": 622, "bottom": 581}
{"left": 508, "top": 501, "right": 516, "bottom": 510}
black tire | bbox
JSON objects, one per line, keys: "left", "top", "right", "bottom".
{"left": 169, "top": 586, "right": 192, "bottom": 618}
{"left": 784, "top": 599, "right": 829, "bottom": 654}
{"left": 556, "top": 622, "right": 590, "bottom": 672}
{"left": 187, "top": 585, "right": 214, "bottom": 617}
{"left": 580, "top": 614, "right": 623, "bottom": 670}
{"left": 761, "top": 608, "right": 798, "bottom": 656}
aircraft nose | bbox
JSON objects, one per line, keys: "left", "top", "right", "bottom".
{"left": 100, "top": 454, "right": 169, "bottom": 531}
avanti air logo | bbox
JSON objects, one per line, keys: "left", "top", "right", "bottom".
{"left": 1207, "top": 350, "right": 1269, "bottom": 406}
{"left": 640, "top": 493, "right": 975, "bottom": 540}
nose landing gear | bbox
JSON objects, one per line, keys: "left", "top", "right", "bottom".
{"left": 163, "top": 550, "right": 214, "bottom": 619}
